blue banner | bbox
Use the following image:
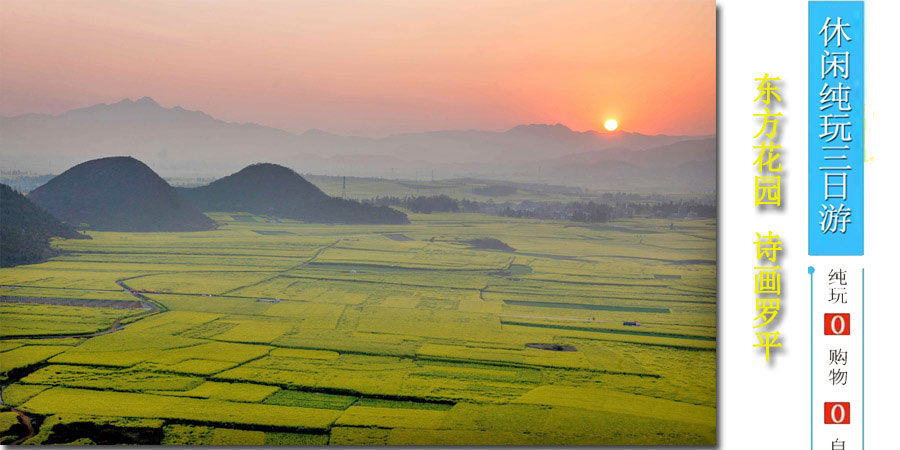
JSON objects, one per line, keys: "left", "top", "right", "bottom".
{"left": 809, "top": 1, "right": 864, "bottom": 255}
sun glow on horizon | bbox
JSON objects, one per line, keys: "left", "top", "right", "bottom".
{"left": 604, "top": 119, "right": 619, "bottom": 131}
{"left": 0, "top": 1, "right": 715, "bottom": 136}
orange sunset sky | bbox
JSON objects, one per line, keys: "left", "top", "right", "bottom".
{"left": 0, "top": 0, "right": 715, "bottom": 137}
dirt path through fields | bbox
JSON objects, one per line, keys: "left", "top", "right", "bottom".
{"left": 0, "top": 281, "right": 160, "bottom": 341}
{"left": 7, "top": 407, "right": 35, "bottom": 444}
{"left": 0, "top": 296, "right": 144, "bottom": 309}
{"left": 497, "top": 313, "right": 609, "bottom": 323}
{"left": 0, "top": 281, "right": 166, "bottom": 442}
{"left": 217, "top": 239, "right": 341, "bottom": 296}
{"left": 1, "top": 385, "right": 36, "bottom": 445}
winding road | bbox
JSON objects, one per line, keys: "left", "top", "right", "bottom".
{"left": 0, "top": 281, "right": 160, "bottom": 341}
{"left": 1, "top": 386, "right": 36, "bottom": 445}
{"left": 0, "top": 280, "right": 165, "bottom": 443}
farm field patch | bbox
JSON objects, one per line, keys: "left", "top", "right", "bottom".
{"left": 0, "top": 213, "right": 715, "bottom": 444}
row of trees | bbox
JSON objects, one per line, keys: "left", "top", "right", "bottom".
{"left": 370, "top": 195, "right": 479, "bottom": 214}
{"left": 367, "top": 194, "right": 715, "bottom": 223}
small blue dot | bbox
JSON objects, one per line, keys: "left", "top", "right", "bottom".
{"left": 808, "top": 266, "right": 815, "bottom": 274}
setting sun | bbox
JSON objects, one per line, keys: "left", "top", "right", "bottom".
{"left": 604, "top": 119, "right": 619, "bottom": 131}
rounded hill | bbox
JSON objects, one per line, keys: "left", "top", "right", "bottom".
{"left": 180, "top": 163, "right": 409, "bottom": 224}
{"left": 1, "top": 183, "right": 89, "bottom": 267}
{"left": 28, "top": 157, "right": 216, "bottom": 232}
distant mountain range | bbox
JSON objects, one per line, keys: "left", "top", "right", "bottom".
{"left": 1, "top": 97, "right": 715, "bottom": 191}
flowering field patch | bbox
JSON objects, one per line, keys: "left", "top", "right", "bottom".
{"left": 0, "top": 213, "right": 715, "bottom": 444}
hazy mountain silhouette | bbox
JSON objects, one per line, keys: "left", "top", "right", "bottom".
{"left": 1, "top": 183, "right": 88, "bottom": 267}
{"left": 1, "top": 98, "right": 715, "bottom": 190}
{"left": 1, "top": 97, "right": 307, "bottom": 175}
{"left": 28, "top": 157, "right": 217, "bottom": 232}
{"left": 536, "top": 137, "right": 717, "bottom": 191}
{"left": 1, "top": 98, "right": 695, "bottom": 163}
{"left": 179, "top": 163, "right": 409, "bottom": 224}
{"left": 547, "top": 137, "right": 715, "bottom": 166}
